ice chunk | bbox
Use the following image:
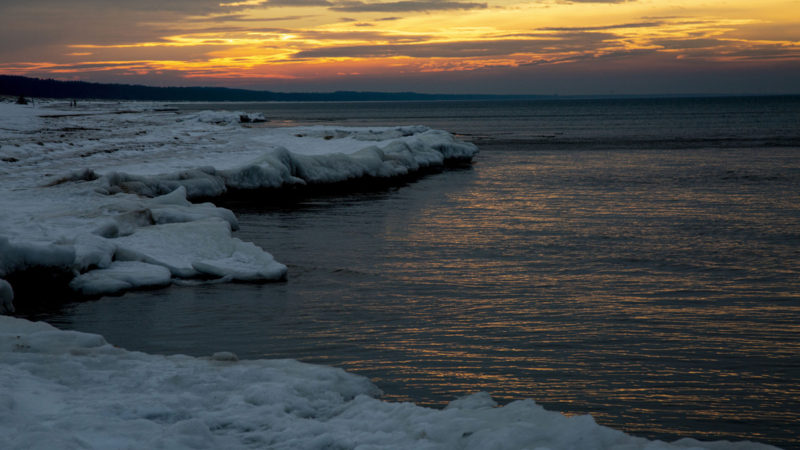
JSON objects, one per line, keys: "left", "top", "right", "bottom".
{"left": 210, "top": 351, "right": 239, "bottom": 362}
{"left": 69, "top": 261, "right": 172, "bottom": 296}
{"left": 0, "top": 317, "right": 108, "bottom": 354}
{"left": 192, "top": 240, "right": 288, "bottom": 281}
{"left": 0, "top": 237, "right": 75, "bottom": 277}
{"left": 191, "top": 110, "right": 263, "bottom": 125}
{"left": 72, "top": 233, "right": 116, "bottom": 271}
{"left": 220, "top": 147, "right": 306, "bottom": 190}
{"left": 445, "top": 391, "right": 497, "bottom": 410}
{"left": 103, "top": 168, "right": 228, "bottom": 199}
{"left": 113, "top": 218, "right": 286, "bottom": 281}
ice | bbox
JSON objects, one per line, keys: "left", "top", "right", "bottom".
{"left": 0, "top": 280, "right": 13, "bottom": 314}
{"left": 69, "top": 261, "right": 172, "bottom": 296}
{"left": 0, "top": 237, "right": 75, "bottom": 277}
{"left": 0, "top": 100, "right": 476, "bottom": 309}
{"left": 112, "top": 218, "right": 286, "bottom": 281}
{"left": 0, "top": 315, "right": 779, "bottom": 450}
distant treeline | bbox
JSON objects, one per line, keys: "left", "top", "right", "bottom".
{"left": 0, "top": 75, "right": 535, "bottom": 102}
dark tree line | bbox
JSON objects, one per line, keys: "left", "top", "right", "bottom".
{"left": 0, "top": 75, "right": 523, "bottom": 102}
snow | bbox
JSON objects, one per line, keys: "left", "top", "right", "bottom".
{"left": 69, "top": 261, "right": 172, "bottom": 296}
{"left": 0, "top": 316, "right": 779, "bottom": 450}
{"left": 0, "top": 100, "right": 476, "bottom": 305}
{"left": 112, "top": 218, "right": 286, "bottom": 281}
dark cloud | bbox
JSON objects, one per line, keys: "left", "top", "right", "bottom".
{"left": 538, "top": 21, "right": 662, "bottom": 32}
{"left": 651, "top": 38, "right": 724, "bottom": 50}
{"left": 554, "top": 0, "right": 630, "bottom": 3}
{"left": 261, "top": 0, "right": 333, "bottom": 6}
{"left": 0, "top": 7, "right": 176, "bottom": 61}
{"left": 293, "top": 36, "right": 607, "bottom": 59}
{"left": 191, "top": 14, "right": 252, "bottom": 22}
{"left": 0, "top": 0, "right": 212, "bottom": 59}
{"left": 0, "top": 0, "right": 222, "bottom": 14}
{"left": 295, "top": 29, "right": 432, "bottom": 42}
{"left": 330, "top": 1, "right": 487, "bottom": 13}
{"left": 188, "top": 14, "right": 310, "bottom": 23}
{"left": 217, "top": 0, "right": 331, "bottom": 7}
{"left": 505, "top": 31, "right": 617, "bottom": 41}
{"left": 673, "top": 46, "right": 800, "bottom": 61}
{"left": 161, "top": 26, "right": 290, "bottom": 35}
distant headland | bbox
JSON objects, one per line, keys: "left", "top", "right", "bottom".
{"left": 3, "top": 75, "right": 792, "bottom": 103}
{"left": 0, "top": 75, "right": 546, "bottom": 102}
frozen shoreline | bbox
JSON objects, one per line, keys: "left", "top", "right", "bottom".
{"left": 0, "top": 100, "right": 785, "bottom": 449}
{"left": 0, "top": 100, "right": 476, "bottom": 311}
{"left": 0, "top": 315, "right": 781, "bottom": 449}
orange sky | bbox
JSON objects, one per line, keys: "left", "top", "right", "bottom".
{"left": 1, "top": 0, "right": 798, "bottom": 94}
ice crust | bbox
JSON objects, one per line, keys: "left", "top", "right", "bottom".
{"left": 0, "top": 101, "right": 477, "bottom": 306}
{"left": 0, "top": 316, "right": 780, "bottom": 450}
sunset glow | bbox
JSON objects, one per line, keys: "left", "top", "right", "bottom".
{"left": 1, "top": 0, "right": 798, "bottom": 93}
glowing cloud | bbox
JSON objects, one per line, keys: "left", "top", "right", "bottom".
{"left": 0, "top": 0, "right": 798, "bottom": 93}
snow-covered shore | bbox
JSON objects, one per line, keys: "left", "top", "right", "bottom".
{"left": 0, "top": 315, "right": 780, "bottom": 449}
{"left": 0, "top": 100, "right": 477, "bottom": 311}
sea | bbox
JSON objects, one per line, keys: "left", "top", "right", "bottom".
{"left": 42, "top": 97, "right": 800, "bottom": 448}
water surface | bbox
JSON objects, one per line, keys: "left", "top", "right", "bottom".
{"left": 47, "top": 97, "right": 800, "bottom": 448}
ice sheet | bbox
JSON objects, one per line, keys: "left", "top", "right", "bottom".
{"left": 0, "top": 316, "right": 778, "bottom": 450}
{"left": 0, "top": 100, "right": 476, "bottom": 305}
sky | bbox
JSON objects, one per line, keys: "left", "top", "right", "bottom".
{"left": 1, "top": 0, "right": 799, "bottom": 95}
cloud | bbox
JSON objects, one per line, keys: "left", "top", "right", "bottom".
{"left": 651, "top": 38, "right": 725, "bottom": 50}
{"left": 266, "top": 0, "right": 332, "bottom": 4}
{"left": 295, "top": 29, "right": 432, "bottom": 42}
{"left": 220, "top": 0, "right": 331, "bottom": 7}
{"left": 187, "top": 14, "right": 310, "bottom": 22}
{"left": 330, "top": 1, "right": 487, "bottom": 12}
{"left": 0, "top": 0, "right": 222, "bottom": 14}
{"left": 293, "top": 36, "right": 608, "bottom": 59}
{"left": 538, "top": 21, "right": 663, "bottom": 32}
{"left": 554, "top": 0, "right": 631, "bottom": 3}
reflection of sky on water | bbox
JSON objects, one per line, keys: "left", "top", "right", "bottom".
{"left": 328, "top": 147, "right": 797, "bottom": 444}
{"left": 48, "top": 100, "right": 800, "bottom": 448}
{"left": 240, "top": 145, "right": 799, "bottom": 445}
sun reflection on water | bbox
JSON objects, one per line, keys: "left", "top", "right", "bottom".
{"left": 286, "top": 146, "right": 800, "bottom": 445}
{"left": 53, "top": 136, "right": 800, "bottom": 448}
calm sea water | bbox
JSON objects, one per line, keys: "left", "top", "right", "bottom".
{"left": 45, "top": 97, "right": 800, "bottom": 448}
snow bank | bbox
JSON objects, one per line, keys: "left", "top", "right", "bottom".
{"left": 0, "top": 101, "right": 477, "bottom": 308}
{"left": 0, "top": 316, "right": 777, "bottom": 450}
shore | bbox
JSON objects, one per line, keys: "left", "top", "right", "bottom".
{"left": 0, "top": 100, "right": 476, "bottom": 312}
{"left": 0, "top": 99, "right": 784, "bottom": 449}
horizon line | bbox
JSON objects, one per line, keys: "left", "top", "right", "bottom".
{"left": 2, "top": 75, "right": 799, "bottom": 102}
